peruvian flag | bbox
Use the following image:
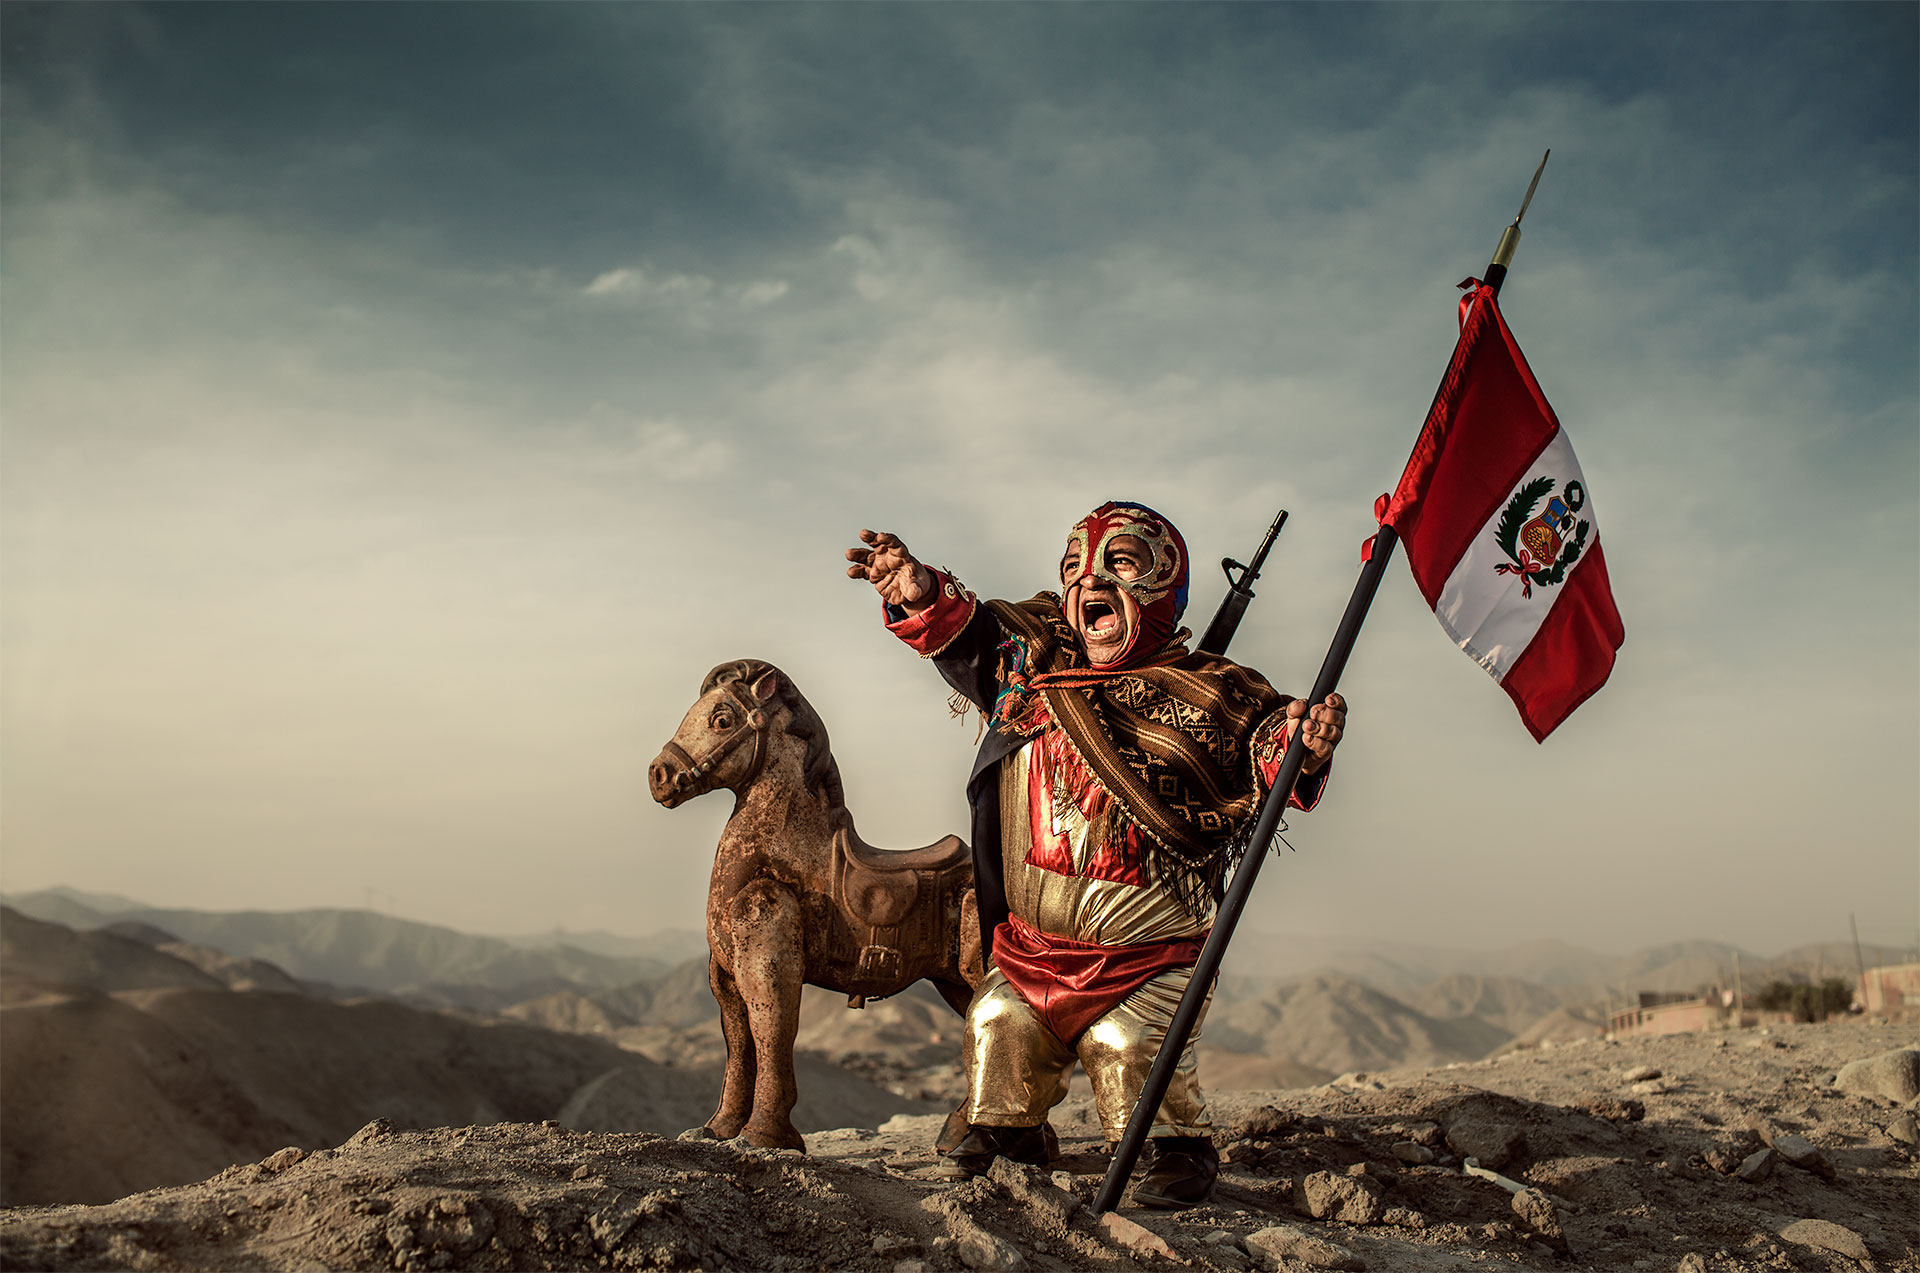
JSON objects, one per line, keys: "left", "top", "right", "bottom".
{"left": 1379, "top": 282, "right": 1624, "bottom": 741}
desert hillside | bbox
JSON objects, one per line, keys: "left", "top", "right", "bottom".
{"left": 2, "top": 1020, "right": 1913, "bottom": 1271}
{"left": 0, "top": 911, "right": 941, "bottom": 1207}
{"left": 1, "top": 908, "right": 226, "bottom": 998}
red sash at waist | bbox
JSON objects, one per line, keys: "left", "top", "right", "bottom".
{"left": 990, "top": 914, "right": 1207, "bottom": 1045}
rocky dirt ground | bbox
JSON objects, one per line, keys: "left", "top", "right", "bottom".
{"left": 2, "top": 1020, "right": 1913, "bottom": 1273}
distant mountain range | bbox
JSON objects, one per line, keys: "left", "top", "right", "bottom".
{"left": 1, "top": 888, "right": 685, "bottom": 1003}
{"left": 10, "top": 886, "right": 1901, "bottom": 1006}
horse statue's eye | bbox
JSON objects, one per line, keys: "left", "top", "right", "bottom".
{"left": 712, "top": 710, "right": 733, "bottom": 730}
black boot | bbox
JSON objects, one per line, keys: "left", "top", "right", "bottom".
{"left": 938, "top": 1124, "right": 1049, "bottom": 1181}
{"left": 1132, "top": 1135, "right": 1219, "bottom": 1209}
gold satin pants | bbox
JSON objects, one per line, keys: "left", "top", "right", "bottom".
{"left": 963, "top": 965, "right": 1211, "bottom": 1140}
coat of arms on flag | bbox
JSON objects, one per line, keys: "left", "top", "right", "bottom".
{"left": 1495, "top": 476, "right": 1587, "bottom": 598}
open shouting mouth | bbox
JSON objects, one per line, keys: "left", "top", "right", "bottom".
{"left": 1072, "top": 585, "right": 1134, "bottom": 665}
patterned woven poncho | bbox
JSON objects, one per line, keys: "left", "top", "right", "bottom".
{"left": 984, "top": 593, "right": 1290, "bottom": 918}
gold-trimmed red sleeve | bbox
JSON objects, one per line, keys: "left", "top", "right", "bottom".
{"left": 883, "top": 567, "right": 979, "bottom": 658}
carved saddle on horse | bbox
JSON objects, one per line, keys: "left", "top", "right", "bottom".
{"left": 830, "top": 817, "right": 975, "bottom": 1007}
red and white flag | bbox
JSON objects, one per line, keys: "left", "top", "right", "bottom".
{"left": 1378, "top": 282, "right": 1624, "bottom": 741}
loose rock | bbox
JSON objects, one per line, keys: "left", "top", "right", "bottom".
{"left": 1834, "top": 1048, "right": 1920, "bottom": 1103}
{"left": 1406, "top": 1121, "right": 1444, "bottom": 1147}
{"left": 1295, "top": 1170, "right": 1384, "bottom": 1225}
{"left": 987, "top": 1159, "right": 1079, "bottom": 1227}
{"left": 259, "top": 1146, "right": 306, "bottom": 1173}
{"left": 1245, "top": 1222, "right": 1365, "bottom": 1270}
{"left": 1735, "top": 1147, "right": 1776, "bottom": 1181}
{"left": 1621, "top": 1065, "right": 1662, "bottom": 1083}
{"left": 1445, "top": 1117, "right": 1528, "bottom": 1170}
{"left": 1510, "top": 1188, "right": 1568, "bottom": 1253}
{"left": 1701, "top": 1147, "right": 1740, "bottom": 1175}
{"left": 921, "top": 1194, "right": 1024, "bottom": 1271}
{"left": 1887, "top": 1111, "right": 1919, "bottom": 1146}
{"left": 1233, "top": 1106, "right": 1297, "bottom": 1139}
{"left": 1770, "top": 1133, "right": 1835, "bottom": 1179}
{"left": 344, "top": 1118, "right": 393, "bottom": 1146}
{"left": 1391, "top": 1141, "right": 1434, "bottom": 1165}
{"left": 874, "top": 1231, "right": 918, "bottom": 1257}
{"left": 1576, "top": 1096, "right": 1646, "bottom": 1122}
{"left": 1677, "top": 1254, "right": 1709, "bottom": 1273}
{"left": 400, "top": 1193, "right": 495, "bottom": 1257}
{"left": 1099, "top": 1213, "right": 1177, "bottom": 1262}
{"left": 1778, "top": 1217, "right": 1871, "bottom": 1262}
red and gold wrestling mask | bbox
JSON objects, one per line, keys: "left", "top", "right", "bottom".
{"left": 1059, "top": 501, "right": 1190, "bottom": 668}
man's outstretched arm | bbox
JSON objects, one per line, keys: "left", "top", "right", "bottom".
{"left": 843, "top": 528, "right": 999, "bottom": 711}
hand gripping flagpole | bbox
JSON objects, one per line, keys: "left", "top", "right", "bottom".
{"left": 1092, "top": 151, "right": 1550, "bottom": 1216}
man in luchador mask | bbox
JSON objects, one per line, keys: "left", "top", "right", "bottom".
{"left": 844, "top": 502, "right": 1346, "bottom": 1208}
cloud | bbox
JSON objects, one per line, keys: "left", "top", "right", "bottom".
{"left": 583, "top": 266, "right": 712, "bottom": 299}
{"left": 579, "top": 265, "right": 791, "bottom": 327}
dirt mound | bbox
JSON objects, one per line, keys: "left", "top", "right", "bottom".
{"left": 5, "top": 1019, "right": 1913, "bottom": 1271}
{"left": 0, "top": 1120, "right": 1118, "bottom": 1273}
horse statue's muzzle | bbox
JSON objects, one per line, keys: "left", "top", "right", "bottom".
{"left": 648, "top": 753, "right": 693, "bottom": 807}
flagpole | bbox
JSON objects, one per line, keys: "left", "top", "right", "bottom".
{"left": 1091, "top": 152, "right": 1550, "bottom": 1216}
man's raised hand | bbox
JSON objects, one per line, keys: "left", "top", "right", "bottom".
{"left": 845, "top": 529, "right": 934, "bottom": 612}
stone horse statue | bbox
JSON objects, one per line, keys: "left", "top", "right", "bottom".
{"left": 649, "top": 658, "right": 983, "bottom": 1150}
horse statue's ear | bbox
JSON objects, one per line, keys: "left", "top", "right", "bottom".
{"left": 750, "top": 670, "right": 782, "bottom": 702}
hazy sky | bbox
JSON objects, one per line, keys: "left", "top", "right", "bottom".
{"left": 3, "top": 4, "right": 1915, "bottom": 956}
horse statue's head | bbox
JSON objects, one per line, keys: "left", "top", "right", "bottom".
{"left": 648, "top": 659, "right": 845, "bottom": 811}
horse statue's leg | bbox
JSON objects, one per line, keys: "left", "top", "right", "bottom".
{"left": 728, "top": 879, "right": 808, "bottom": 1151}
{"left": 705, "top": 956, "right": 756, "bottom": 1139}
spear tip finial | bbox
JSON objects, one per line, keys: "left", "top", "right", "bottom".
{"left": 1514, "top": 149, "right": 1551, "bottom": 227}
{"left": 1486, "top": 151, "right": 1549, "bottom": 291}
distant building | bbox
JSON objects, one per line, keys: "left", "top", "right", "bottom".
{"left": 1607, "top": 989, "right": 1792, "bottom": 1038}
{"left": 1858, "top": 963, "right": 1920, "bottom": 1018}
